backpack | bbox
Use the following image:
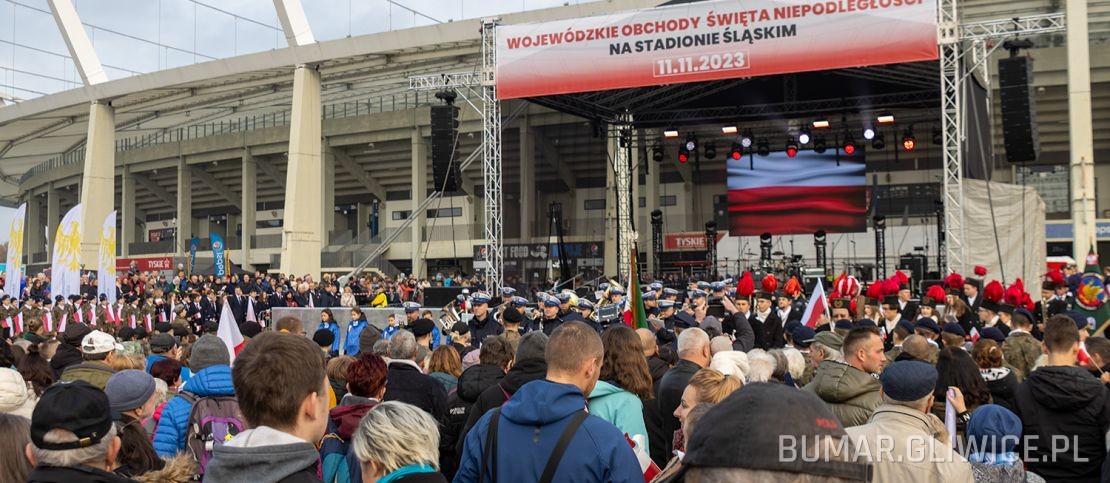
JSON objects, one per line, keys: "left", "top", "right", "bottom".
{"left": 180, "top": 391, "right": 246, "bottom": 476}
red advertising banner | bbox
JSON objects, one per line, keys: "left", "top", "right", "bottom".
{"left": 496, "top": 0, "right": 938, "bottom": 99}
{"left": 665, "top": 232, "right": 725, "bottom": 251}
{"left": 116, "top": 257, "right": 175, "bottom": 272}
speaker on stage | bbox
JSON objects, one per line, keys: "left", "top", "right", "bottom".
{"left": 430, "top": 104, "right": 460, "bottom": 192}
{"left": 998, "top": 56, "right": 1039, "bottom": 163}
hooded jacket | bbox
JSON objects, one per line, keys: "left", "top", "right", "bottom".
{"left": 49, "top": 342, "right": 83, "bottom": 377}
{"left": 153, "top": 365, "right": 235, "bottom": 457}
{"left": 845, "top": 404, "right": 974, "bottom": 483}
{"left": 204, "top": 426, "right": 321, "bottom": 483}
{"left": 980, "top": 367, "right": 1018, "bottom": 413}
{"left": 320, "top": 395, "right": 379, "bottom": 483}
{"left": 442, "top": 363, "right": 505, "bottom": 478}
{"left": 59, "top": 360, "right": 116, "bottom": 390}
{"left": 587, "top": 380, "right": 648, "bottom": 449}
{"left": 454, "top": 379, "right": 643, "bottom": 483}
{"left": 1015, "top": 365, "right": 1110, "bottom": 482}
{"left": 462, "top": 358, "right": 547, "bottom": 445}
{"left": 803, "top": 360, "right": 882, "bottom": 428}
{"left": 344, "top": 318, "right": 367, "bottom": 356}
{"left": 0, "top": 367, "right": 35, "bottom": 419}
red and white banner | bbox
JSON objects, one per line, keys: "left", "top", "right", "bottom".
{"left": 664, "top": 232, "right": 725, "bottom": 251}
{"left": 496, "top": 0, "right": 938, "bottom": 99}
{"left": 727, "top": 151, "right": 867, "bottom": 235}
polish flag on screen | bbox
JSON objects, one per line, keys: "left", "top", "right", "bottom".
{"left": 727, "top": 152, "right": 868, "bottom": 236}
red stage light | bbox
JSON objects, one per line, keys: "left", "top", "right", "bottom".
{"left": 731, "top": 150, "right": 742, "bottom": 160}
{"left": 843, "top": 143, "right": 856, "bottom": 155}
{"left": 678, "top": 150, "right": 689, "bottom": 163}
{"left": 730, "top": 143, "right": 742, "bottom": 160}
{"left": 902, "top": 136, "right": 916, "bottom": 151}
{"left": 786, "top": 146, "right": 798, "bottom": 158}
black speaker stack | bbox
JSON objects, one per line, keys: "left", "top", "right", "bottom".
{"left": 998, "top": 56, "right": 1039, "bottom": 163}
{"left": 430, "top": 103, "right": 460, "bottom": 192}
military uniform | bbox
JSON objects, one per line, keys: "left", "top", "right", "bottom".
{"left": 1002, "top": 330, "right": 1041, "bottom": 381}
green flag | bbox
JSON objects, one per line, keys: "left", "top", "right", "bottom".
{"left": 1075, "top": 245, "right": 1110, "bottom": 334}
{"left": 629, "top": 249, "right": 649, "bottom": 330}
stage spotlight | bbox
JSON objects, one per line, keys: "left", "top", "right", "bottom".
{"left": 877, "top": 113, "right": 895, "bottom": 124}
{"left": 798, "top": 128, "right": 811, "bottom": 145}
{"left": 842, "top": 132, "right": 857, "bottom": 155}
{"left": 704, "top": 143, "right": 717, "bottom": 159}
{"left": 873, "top": 215, "right": 886, "bottom": 229}
{"left": 722, "top": 125, "right": 738, "bottom": 134}
{"left": 863, "top": 127, "right": 875, "bottom": 140}
{"left": 729, "top": 143, "right": 743, "bottom": 160}
{"left": 813, "top": 135, "right": 828, "bottom": 154}
{"left": 678, "top": 149, "right": 689, "bottom": 163}
{"left": 872, "top": 132, "right": 886, "bottom": 150}
{"left": 663, "top": 129, "right": 679, "bottom": 138}
{"left": 932, "top": 126, "right": 942, "bottom": 145}
{"left": 741, "top": 129, "right": 754, "bottom": 148}
{"left": 756, "top": 139, "right": 770, "bottom": 157}
{"left": 813, "top": 120, "right": 830, "bottom": 129}
{"left": 652, "top": 144, "right": 664, "bottom": 162}
{"left": 685, "top": 134, "right": 697, "bottom": 152}
{"left": 902, "top": 127, "right": 916, "bottom": 151}
{"left": 785, "top": 139, "right": 798, "bottom": 158}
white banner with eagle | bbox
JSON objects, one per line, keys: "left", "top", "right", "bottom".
{"left": 98, "top": 211, "right": 116, "bottom": 303}
{"left": 5, "top": 203, "right": 26, "bottom": 300}
{"left": 50, "top": 203, "right": 82, "bottom": 299}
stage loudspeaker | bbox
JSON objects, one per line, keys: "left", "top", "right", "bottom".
{"left": 998, "top": 56, "right": 1039, "bottom": 163}
{"left": 430, "top": 104, "right": 460, "bottom": 192}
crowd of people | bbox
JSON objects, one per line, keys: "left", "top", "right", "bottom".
{"left": 0, "top": 261, "right": 1108, "bottom": 482}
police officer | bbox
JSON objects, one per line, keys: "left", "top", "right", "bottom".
{"left": 467, "top": 292, "right": 502, "bottom": 348}
{"left": 539, "top": 295, "right": 564, "bottom": 336}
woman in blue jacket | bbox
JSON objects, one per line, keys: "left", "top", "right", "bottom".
{"left": 345, "top": 307, "right": 369, "bottom": 356}
{"left": 318, "top": 309, "right": 341, "bottom": 357}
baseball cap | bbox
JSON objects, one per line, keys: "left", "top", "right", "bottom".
{"left": 81, "top": 330, "right": 123, "bottom": 355}
{"left": 31, "top": 380, "right": 114, "bottom": 450}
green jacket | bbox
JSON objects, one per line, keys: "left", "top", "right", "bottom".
{"left": 59, "top": 361, "right": 116, "bottom": 390}
{"left": 804, "top": 360, "right": 882, "bottom": 428}
{"left": 1002, "top": 331, "right": 1040, "bottom": 381}
{"left": 587, "top": 380, "right": 648, "bottom": 449}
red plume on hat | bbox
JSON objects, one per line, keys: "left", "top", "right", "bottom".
{"left": 1004, "top": 280, "right": 1024, "bottom": 306}
{"left": 761, "top": 274, "right": 778, "bottom": 294}
{"left": 974, "top": 265, "right": 988, "bottom": 277}
{"left": 881, "top": 278, "right": 901, "bottom": 297}
{"left": 1046, "top": 269, "right": 1065, "bottom": 286}
{"left": 944, "top": 272, "right": 964, "bottom": 290}
{"left": 737, "top": 272, "right": 755, "bottom": 297}
{"left": 983, "top": 280, "right": 1004, "bottom": 304}
{"left": 926, "top": 284, "right": 947, "bottom": 302}
{"left": 834, "top": 273, "right": 861, "bottom": 298}
{"left": 894, "top": 270, "right": 909, "bottom": 285}
{"left": 866, "top": 282, "right": 882, "bottom": 300}
{"left": 784, "top": 277, "right": 802, "bottom": 297}
{"left": 849, "top": 298, "right": 858, "bottom": 314}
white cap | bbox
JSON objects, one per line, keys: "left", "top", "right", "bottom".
{"left": 462, "top": 288, "right": 470, "bottom": 294}
{"left": 81, "top": 330, "right": 123, "bottom": 355}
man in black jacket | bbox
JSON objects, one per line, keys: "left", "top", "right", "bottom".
{"left": 382, "top": 329, "right": 447, "bottom": 420}
{"left": 461, "top": 332, "right": 548, "bottom": 445}
{"left": 1015, "top": 315, "right": 1110, "bottom": 483}
{"left": 656, "top": 327, "right": 711, "bottom": 457}
{"left": 26, "top": 381, "right": 137, "bottom": 483}
{"left": 441, "top": 336, "right": 513, "bottom": 478}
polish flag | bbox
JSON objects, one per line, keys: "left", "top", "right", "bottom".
{"left": 625, "top": 434, "right": 660, "bottom": 481}
{"left": 159, "top": 311, "right": 168, "bottom": 323}
{"left": 129, "top": 314, "right": 136, "bottom": 329}
{"left": 800, "top": 279, "right": 829, "bottom": 329}
{"left": 116, "top": 306, "right": 124, "bottom": 324}
{"left": 14, "top": 313, "right": 22, "bottom": 333}
{"left": 75, "top": 309, "right": 83, "bottom": 324}
{"left": 87, "top": 307, "right": 96, "bottom": 327}
{"left": 1079, "top": 341, "right": 1093, "bottom": 367}
{"left": 43, "top": 312, "right": 52, "bottom": 333}
{"left": 2, "top": 317, "right": 9, "bottom": 330}
{"left": 143, "top": 314, "right": 153, "bottom": 332}
{"left": 969, "top": 327, "right": 981, "bottom": 343}
{"left": 727, "top": 152, "right": 867, "bottom": 236}
{"left": 217, "top": 299, "right": 246, "bottom": 363}
{"left": 246, "top": 298, "right": 258, "bottom": 325}
{"left": 58, "top": 313, "right": 67, "bottom": 333}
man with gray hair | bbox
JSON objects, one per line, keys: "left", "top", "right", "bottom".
{"left": 25, "top": 380, "right": 134, "bottom": 482}
{"left": 383, "top": 329, "right": 447, "bottom": 420}
{"left": 657, "top": 327, "right": 710, "bottom": 456}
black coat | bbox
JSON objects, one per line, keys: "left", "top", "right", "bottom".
{"left": 462, "top": 358, "right": 546, "bottom": 443}
{"left": 27, "top": 465, "right": 138, "bottom": 483}
{"left": 1015, "top": 365, "right": 1110, "bottom": 482}
{"left": 656, "top": 359, "right": 702, "bottom": 456}
{"left": 467, "top": 314, "right": 504, "bottom": 348}
{"left": 50, "top": 343, "right": 84, "bottom": 379}
{"left": 383, "top": 361, "right": 448, "bottom": 420}
{"left": 982, "top": 368, "right": 1019, "bottom": 413}
{"left": 752, "top": 312, "right": 785, "bottom": 349}
{"left": 723, "top": 312, "right": 756, "bottom": 352}
{"left": 442, "top": 363, "right": 505, "bottom": 478}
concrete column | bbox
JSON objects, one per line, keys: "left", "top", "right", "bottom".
{"left": 26, "top": 195, "right": 43, "bottom": 263}
{"left": 241, "top": 151, "right": 257, "bottom": 271}
{"left": 411, "top": 127, "right": 427, "bottom": 278}
{"left": 644, "top": 143, "right": 660, "bottom": 275}
{"left": 280, "top": 64, "right": 323, "bottom": 278}
{"left": 46, "top": 183, "right": 60, "bottom": 258}
{"left": 78, "top": 101, "right": 115, "bottom": 264}
{"left": 176, "top": 157, "right": 192, "bottom": 253}
{"left": 322, "top": 147, "right": 336, "bottom": 246}
{"left": 1068, "top": 0, "right": 1097, "bottom": 259}
{"left": 519, "top": 115, "right": 535, "bottom": 241}
{"left": 121, "top": 166, "right": 136, "bottom": 257}
{"left": 356, "top": 202, "right": 372, "bottom": 239}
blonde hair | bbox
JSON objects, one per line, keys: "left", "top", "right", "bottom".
{"left": 687, "top": 368, "right": 741, "bottom": 404}
{"left": 352, "top": 401, "right": 440, "bottom": 473}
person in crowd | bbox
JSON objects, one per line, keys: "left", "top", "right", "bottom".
{"left": 352, "top": 401, "right": 447, "bottom": 483}
{"left": 970, "top": 339, "right": 1018, "bottom": 412}
{"left": 24, "top": 381, "right": 136, "bottom": 483}
{"left": 966, "top": 404, "right": 1046, "bottom": 483}
{"left": 59, "top": 330, "right": 121, "bottom": 390}
{"left": 467, "top": 293, "right": 503, "bottom": 348}
{"left": 1002, "top": 308, "right": 1040, "bottom": 381}
{"left": 0, "top": 413, "right": 31, "bottom": 482}
{"left": 805, "top": 327, "right": 884, "bottom": 427}
{"left": 443, "top": 336, "right": 513, "bottom": 477}
{"left": 315, "top": 329, "right": 337, "bottom": 359}
{"left": 410, "top": 318, "right": 437, "bottom": 356}
{"left": 321, "top": 353, "right": 388, "bottom": 483}
{"left": 884, "top": 320, "right": 915, "bottom": 365}
{"left": 679, "top": 383, "right": 872, "bottom": 482}
{"left": 461, "top": 332, "right": 548, "bottom": 446}
{"left": 448, "top": 323, "right": 473, "bottom": 359}
{"left": 105, "top": 369, "right": 164, "bottom": 478}
{"left": 345, "top": 308, "right": 370, "bottom": 356}
{"left": 672, "top": 368, "right": 741, "bottom": 454}
{"left": 383, "top": 330, "right": 447, "bottom": 420}
{"left": 708, "top": 349, "right": 750, "bottom": 383}
{"left": 846, "top": 360, "right": 974, "bottom": 482}
{"left": 637, "top": 328, "right": 670, "bottom": 387}
{"left": 589, "top": 325, "right": 653, "bottom": 453}
{"left": 0, "top": 366, "right": 36, "bottom": 418}
{"left": 652, "top": 402, "right": 715, "bottom": 482}
{"left": 318, "top": 309, "right": 341, "bottom": 357}
{"left": 204, "top": 332, "right": 329, "bottom": 482}
{"left": 656, "top": 328, "right": 710, "bottom": 456}
{"left": 153, "top": 334, "right": 233, "bottom": 457}
{"left": 327, "top": 356, "right": 355, "bottom": 404}
{"left": 1014, "top": 315, "right": 1110, "bottom": 482}
{"left": 454, "top": 321, "right": 642, "bottom": 482}
{"left": 428, "top": 345, "right": 462, "bottom": 393}
{"left": 744, "top": 348, "right": 777, "bottom": 383}
{"left": 49, "top": 323, "right": 90, "bottom": 378}
{"left": 18, "top": 342, "right": 52, "bottom": 397}
{"left": 932, "top": 346, "right": 993, "bottom": 439}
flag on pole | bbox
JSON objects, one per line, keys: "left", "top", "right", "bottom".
{"left": 129, "top": 314, "right": 136, "bottom": 329}
{"left": 13, "top": 313, "right": 22, "bottom": 334}
{"left": 800, "top": 279, "right": 829, "bottom": 329}
{"left": 5, "top": 203, "right": 26, "bottom": 300}
{"left": 43, "top": 312, "right": 52, "bottom": 333}
{"left": 626, "top": 249, "right": 649, "bottom": 330}
{"left": 87, "top": 307, "right": 96, "bottom": 327}
{"left": 75, "top": 308, "right": 83, "bottom": 324}
{"left": 217, "top": 298, "right": 246, "bottom": 363}
{"left": 144, "top": 314, "right": 153, "bottom": 332}
{"left": 58, "top": 313, "right": 67, "bottom": 333}
{"left": 246, "top": 297, "right": 257, "bottom": 323}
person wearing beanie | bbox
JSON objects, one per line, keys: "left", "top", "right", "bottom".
{"left": 357, "top": 321, "right": 383, "bottom": 355}
{"left": 846, "top": 360, "right": 974, "bottom": 482}
{"left": 105, "top": 370, "right": 163, "bottom": 478}
{"left": 152, "top": 334, "right": 234, "bottom": 457}
{"left": 312, "top": 329, "right": 336, "bottom": 357}
{"left": 238, "top": 321, "right": 263, "bottom": 339}
{"left": 49, "top": 322, "right": 90, "bottom": 378}
{"left": 966, "top": 404, "right": 1044, "bottom": 482}
{"left": 146, "top": 333, "right": 193, "bottom": 385}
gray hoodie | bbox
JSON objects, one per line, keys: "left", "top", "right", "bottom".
{"left": 203, "top": 426, "right": 320, "bottom": 483}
